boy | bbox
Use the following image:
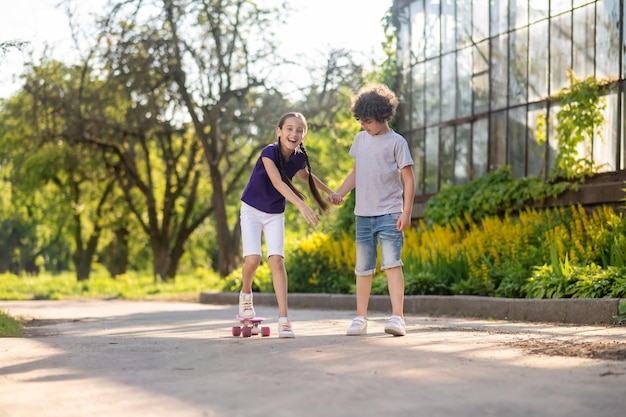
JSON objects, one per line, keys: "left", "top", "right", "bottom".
{"left": 331, "top": 84, "right": 415, "bottom": 336}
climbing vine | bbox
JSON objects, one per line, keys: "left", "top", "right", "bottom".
{"left": 537, "top": 71, "right": 610, "bottom": 181}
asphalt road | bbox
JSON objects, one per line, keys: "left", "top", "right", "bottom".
{"left": 1, "top": 299, "right": 625, "bottom": 417}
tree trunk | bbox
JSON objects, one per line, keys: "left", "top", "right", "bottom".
{"left": 152, "top": 238, "right": 172, "bottom": 282}
{"left": 107, "top": 226, "right": 129, "bottom": 277}
{"left": 208, "top": 162, "right": 235, "bottom": 277}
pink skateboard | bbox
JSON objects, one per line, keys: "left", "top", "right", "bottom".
{"left": 232, "top": 315, "right": 271, "bottom": 337}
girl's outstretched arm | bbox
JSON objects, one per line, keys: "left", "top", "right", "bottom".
{"left": 296, "top": 170, "right": 343, "bottom": 205}
{"left": 262, "top": 157, "right": 319, "bottom": 226}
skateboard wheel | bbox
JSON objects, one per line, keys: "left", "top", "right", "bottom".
{"left": 242, "top": 327, "right": 252, "bottom": 337}
{"left": 261, "top": 326, "right": 270, "bottom": 337}
{"left": 232, "top": 326, "right": 242, "bottom": 337}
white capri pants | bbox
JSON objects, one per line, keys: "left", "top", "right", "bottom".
{"left": 240, "top": 202, "right": 285, "bottom": 258}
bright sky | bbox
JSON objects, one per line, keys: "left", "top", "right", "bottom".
{"left": 0, "top": 0, "right": 391, "bottom": 100}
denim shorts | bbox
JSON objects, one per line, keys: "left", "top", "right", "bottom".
{"left": 355, "top": 213, "right": 404, "bottom": 276}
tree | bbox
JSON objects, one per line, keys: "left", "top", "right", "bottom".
{"left": 80, "top": 0, "right": 291, "bottom": 277}
{"left": 0, "top": 61, "right": 119, "bottom": 280}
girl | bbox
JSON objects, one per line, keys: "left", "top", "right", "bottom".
{"left": 239, "top": 112, "right": 340, "bottom": 338}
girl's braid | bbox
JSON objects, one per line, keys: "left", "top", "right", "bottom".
{"left": 299, "top": 143, "right": 329, "bottom": 212}
{"left": 276, "top": 137, "right": 305, "bottom": 200}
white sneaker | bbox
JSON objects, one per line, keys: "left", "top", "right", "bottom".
{"left": 346, "top": 316, "right": 367, "bottom": 336}
{"left": 278, "top": 317, "right": 295, "bottom": 338}
{"left": 384, "top": 315, "right": 406, "bottom": 336}
{"left": 238, "top": 292, "right": 255, "bottom": 319}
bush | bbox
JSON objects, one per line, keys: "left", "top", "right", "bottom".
{"left": 423, "top": 165, "right": 569, "bottom": 227}
{"left": 284, "top": 203, "right": 626, "bottom": 299}
{"left": 286, "top": 231, "right": 355, "bottom": 293}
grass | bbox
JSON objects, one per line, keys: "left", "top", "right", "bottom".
{"left": 0, "top": 266, "right": 225, "bottom": 337}
{"left": 0, "top": 310, "right": 22, "bottom": 337}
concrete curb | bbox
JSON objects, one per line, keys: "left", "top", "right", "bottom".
{"left": 199, "top": 291, "right": 625, "bottom": 325}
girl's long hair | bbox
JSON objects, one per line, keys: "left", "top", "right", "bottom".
{"left": 276, "top": 112, "right": 329, "bottom": 212}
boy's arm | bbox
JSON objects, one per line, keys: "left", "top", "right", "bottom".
{"left": 397, "top": 165, "right": 415, "bottom": 231}
{"left": 335, "top": 167, "right": 356, "bottom": 198}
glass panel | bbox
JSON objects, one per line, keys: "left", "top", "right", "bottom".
{"left": 425, "top": 0, "right": 441, "bottom": 59}
{"left": 527, "top": 103, "right": 547, "bottom": 177}
{"left": 411, "top": 0, "right": 426, "bottom": 62}
{"left": 573, "top": 0, "right": 594, "bottom": 7}
{"left": 509, "top": 0, "right": 529, "bottom": 29}
{"left": 472, "top": 118, "right": 489, "bottom": 178}
{"left": 441, "top": 53, "right": 457, "bottom": 122}
{"left": 440, "top": 126, "right": 455, "bottom": 189}
{"left": 397, "top": 77, "right": 411, "bottom": 132}
{"left": 550, "top": 12, "right": 572, "bottom": 94}
{"left": 442, "top": 0, "right": 456, "bottom": 53}
{"left": 508, "top": 107, "right": 528, "bottom": 177}
{"left": 473, "top": 0, "right": 490, "bottom": 42}
{"left": 491, "top": 33, "right": 509, "bottom": 110}
{"left": 473, "top": 74, "right": 490, "bottom": 114}
{"left": 619, "top": 82, "right": 626, "bottom": 169}
{"left": 412, "top": 129, "right": 426, "bottom": 194}
{"left": 490, "top": 110, "right": 508, "bottom": 170}
{"left": 397, "top": 6, "right": 412, "bottom": 70}
{"left": 509, "top": 27, "right": 528, "bottom": 106}
{"left": 456, "top": 0, "right": 473, "bottom": 48}
{"left": 455, "top": 123, "right": 471, "bottom": 184}
{"left": 596, "top": 0, "right": 620, "bottom": 78}
{"left": 529, "top": 0, "right": 549, "bottom": 23}
{"left": 425, "top": 59, "right": 441, "bottom": 125}
{"left": 594, "top": 92, "right": 618, "bottom": 171}
{"left": 412, "top": 63, "right": 425, "bottom": 128}
{"left": 473, "top": 40, "right": 490, "bottom": 114}
{"left": 425, "top": 126, "right": 440, "bottom": 193}
{"left": 546, "top": 103, "right": 561, "bottom": 176}
{"left": 458, "top": 48, "right": 473, "bottom": 118}
{"left": 551, "top": 0, "right": 572, "bottom": 16}
{"left": 572, "top": 4, "right": 595, "bottom": 79}
{"left": 490, "top": 0, "right": 509, "bottom": 36}
{"left": 528, "top": 19, "right": 549, "bottom": 101}
{"left": 623, "top": 83, "right": 626, "bottom": 170}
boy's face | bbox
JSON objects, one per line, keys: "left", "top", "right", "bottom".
{"left": 359, "top": 117, "right": 389, "bottom": 136}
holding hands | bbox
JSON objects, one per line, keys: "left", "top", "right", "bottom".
{"left": 327, "top": 192, "right": 344, "bottom": 206}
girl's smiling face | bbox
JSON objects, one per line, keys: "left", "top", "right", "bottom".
{"left": 277, "top": 116, "right": 307, "bottom": 157}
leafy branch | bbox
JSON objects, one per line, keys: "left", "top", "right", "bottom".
{"left": 537, "top": 71, "right": 611, "bottom": 181}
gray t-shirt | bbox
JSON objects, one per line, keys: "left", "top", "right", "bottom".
{"left": 349, "top": 129, "right": 414, "bottom": 217}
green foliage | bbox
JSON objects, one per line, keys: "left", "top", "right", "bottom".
{"left": 285, "top": 232, "right": 355, "bottom": 294}
{"left": 0, "top": 268, "right": 223, "bottom": 301}
{"left": 536, "top": 72, "right": 609, "bottom": 181}
{"left": 0, "top": 310, "right": 22, "bottom": 337}
{"left": 524, "top": 262, "right": 626, "bottom": 299}
{"left": 614, "top": 301, "right": 626, "bottom": 324}
{"left": 423, "top": 165, "right": 569, "bottom": 226}
{"left": 375, "top": 6, "right": 399, "bottom": 89}
{"left": 221, "top": 262, "right": 274, "bottom": 293}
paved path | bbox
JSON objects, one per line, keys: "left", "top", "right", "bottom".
{"left": 1, "top": 300, "right": 625, "bottom": 417}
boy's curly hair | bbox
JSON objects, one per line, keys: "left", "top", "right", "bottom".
{"left": 351, "top": 84, "right": 399, "bottom": 123}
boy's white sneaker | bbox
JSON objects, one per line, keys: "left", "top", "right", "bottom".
{"left": 238, "top": 292, "right": 255, "bottom": 319}
{"left": 384, "top": 315, "right": 406, "bottom": 336}
{"left": 346, "top": 316, "right": 367, "bottom": 336}
{"left": 278, "top": 317, "right": 295, "bottom": 338}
